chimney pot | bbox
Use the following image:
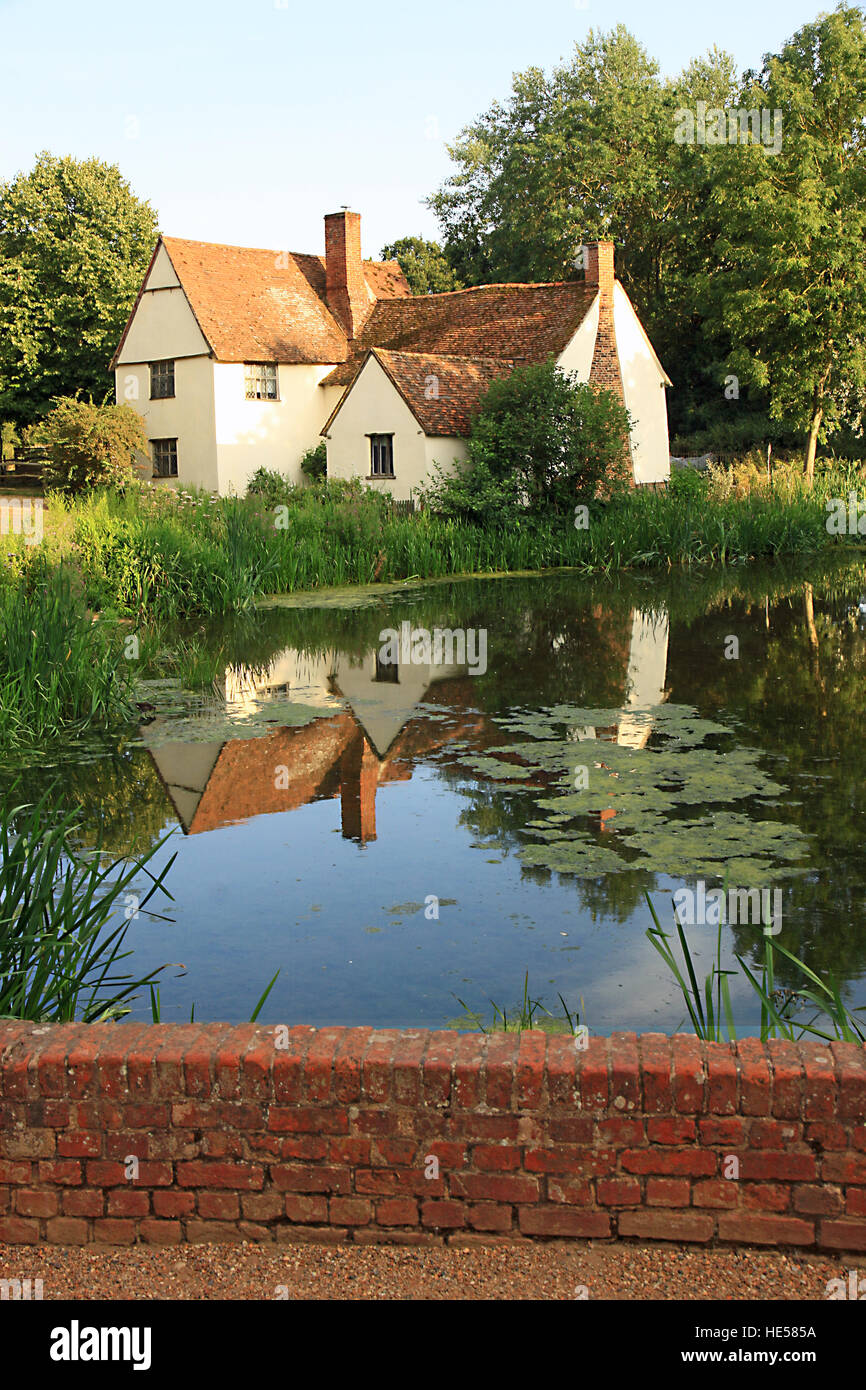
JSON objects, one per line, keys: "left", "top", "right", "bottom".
{"left": 325, "top": 210, "right": 370, "bottom": 339}
{"left": 584, "top": 241, "right": 615, "bottom": 297}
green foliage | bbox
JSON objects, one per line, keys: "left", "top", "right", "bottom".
{"left": 645, "top": 890, "right": 866, "bottom": 1043}
{"left": 0, "top": 565, "right": 134, "bottom": 748}
{"left": 0, "top": 792, "right": 175, "bottom": 1023}
{"left": 380, "top": 235, "right": 463, "bottom": 294}
{"left": 668, "top": 466, "right": 709, "bottom": 501}
{"left": 0, "top": 152, "right": 159, "bottom": 428}
{"left": 36, "top": 397, "right": 148, "bottom": 495}
{"left": 452, "top": 972, "right": 583, "bottom": 1034}
{"left": 698, "top": 5, "right": 866, "bottom": 480}
{"left": 299, "top": 441, "right": 327, "bottom": 481}
{"left": 424, "top": 360, "right": 632, "bottom": 523}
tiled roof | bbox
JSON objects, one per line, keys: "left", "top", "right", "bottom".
{"left": 321, "top": 280, "right": 598, "bottom": 388}
{"left": 365, "top": 349, "right": 517, "bottom": 437}
{"left": 156, "top": 238, "right": 410, "bottom": 364}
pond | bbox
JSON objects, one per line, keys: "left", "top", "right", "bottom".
{"left": 7, "top": 555, "right": 866, "bottom": 1033}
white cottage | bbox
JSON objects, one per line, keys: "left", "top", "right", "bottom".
{"left": 113, "top": 213, "right": 671, "bottom": 496}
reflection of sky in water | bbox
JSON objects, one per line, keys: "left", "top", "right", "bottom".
{"left": 17, "top": 563, "right": 866, "bottom": 1031}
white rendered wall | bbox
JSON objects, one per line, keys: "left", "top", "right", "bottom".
{"left": 324, "top": 355, "right": 430, "bottom": 502}
{"left": 113, "top": 356, "right": 218, "bottom": 490}
{"left": 613, "top": 283, "right": 671, "bottom": 485}
{"left": 214, "top": 362, "right": 339, "bottom": 495}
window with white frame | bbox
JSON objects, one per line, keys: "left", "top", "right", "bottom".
{"left": 244, "top": 363, "right": 278, "bottom": 400}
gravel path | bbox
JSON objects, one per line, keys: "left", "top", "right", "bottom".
{"left": 0, "top": 1240, "right": 847, "bottom": 1300}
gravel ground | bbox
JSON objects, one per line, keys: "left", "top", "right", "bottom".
{"left": 0, "top": 1240, "right": 848, "bottom": 1300}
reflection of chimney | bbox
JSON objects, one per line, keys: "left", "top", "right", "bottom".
{"left": 325, "top": 210, "right": 370, "bottom": 339}
{"left": 340, "top": 732, "right": 378, "bottom": 842}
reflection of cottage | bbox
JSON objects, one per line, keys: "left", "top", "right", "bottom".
{"left": 142, "top": 646, "right": 489, "bottom": 843}
{"left": 113, "top": 211, "right": 671, "bottom": 497}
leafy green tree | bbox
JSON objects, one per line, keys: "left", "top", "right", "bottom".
{"left": 0, "top": 152, "right": 158, "bottom": 429}
{"left": 37, "top": 397, "right": 148, "bottom": 494}
{"left": 426, "top": 360, "right": 632, "bottom": 523}
{"left": 380, "top": 236, "right": 462, "bottom": 294}
{"left": 699, "top": 5, "right": 866, "bottom": 482}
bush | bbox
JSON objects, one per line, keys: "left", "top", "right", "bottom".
{"left": 246, "top": 466, "right": 297, "bottom": 508}
{"left": 669, "top": 466, "right": 709, "bottom": 500}
{"left": 300, "top": 441, "right": 327, "bottom": 482}
{"left": 425, "top": 359, "right": 633, "bottom": 523}
{"left": 37, "top": 398, "right": 147, "bottom": 495}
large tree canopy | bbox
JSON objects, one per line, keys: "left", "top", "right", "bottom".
{"left": 428, "top": 11, "right": 866, "bottom": 458}
{"left": 380, "top": 235, "right": 462, "bottom": 294}
{"left": 0, "top": 152, "right": 158, "bottom": 428}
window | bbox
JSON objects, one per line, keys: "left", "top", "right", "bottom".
{"left": 151, "top": 438, "right": 178, "bottom": 478}
{"left": 244, "top": 363, "right": 278, "bottom": 400}
{"left": 375, "top": 652, "right": 399, "bottom": 684}
{"left": 370, "top": 434, "right": 394, "bottom": 477}
{"left": 149, "top": 360, "right": 175, "bottom": 399}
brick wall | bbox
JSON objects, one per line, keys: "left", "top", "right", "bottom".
{"left": 1, "top": 1025, "right": 864, "bottom": 1250}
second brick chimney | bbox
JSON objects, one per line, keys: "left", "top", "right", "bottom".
{"left": 583, "top": 241, "right": 615, "bottom": 300}
{"left": 325, "top": 210, "right": 370, "bottom": 340}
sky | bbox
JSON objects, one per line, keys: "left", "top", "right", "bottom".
{"left": 0, "top": 0, "right": 833, "bottom": 259}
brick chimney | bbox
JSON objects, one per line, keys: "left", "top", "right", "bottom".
{"left": 584, "top": 240, "right": 633, "bottom": 485}
{"left": 325, "top": 210, "right": 370, "bottom": 339}
{"left": 583, "top": 241, "right": 615, "bottom": 300}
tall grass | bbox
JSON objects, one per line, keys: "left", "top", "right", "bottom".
{"left": 19, "top": 464, "right": 866, "bottom": 624}
{"left": 0, "top": 793, "right": 175, "bottom": 1022}
{"left": 645, "top": 891, "right": 866, "bottom": 1043}
{"left": 0, "top": 565, "right": 134, "bottom": 748}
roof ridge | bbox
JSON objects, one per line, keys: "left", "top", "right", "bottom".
{"left": 161, "top": 234, "right": 397, "bottom": 266}
{"left": 374, "top": 347, "right": 519, "bottom": 365}
{"left": 374, "top": 279, "right": 589, "bottom": 302}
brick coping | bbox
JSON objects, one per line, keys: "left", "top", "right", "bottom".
{"left": 1, "top": 1025, "right": 864, "bottom": 1251}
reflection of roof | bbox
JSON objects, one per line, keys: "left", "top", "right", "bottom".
{"left": 324, "top": 349, "right": 516, "bottom": 438}
{"left": 321, "top": 281, "right": 598, "bottom": 388}
{"left": 150, "top": 238, "right": 409, "bottom": 364}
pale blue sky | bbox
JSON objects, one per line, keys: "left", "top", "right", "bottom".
{"left": 0, "top": 0, "right": 831, "bottom": 258}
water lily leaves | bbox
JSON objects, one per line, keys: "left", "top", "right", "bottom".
{"left": 465, "top": 701, "right": 810, "bottom": 881}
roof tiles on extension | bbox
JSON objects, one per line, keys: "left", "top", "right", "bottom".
{"left": 368, "top": 349, "right": 517, "bottom": 437}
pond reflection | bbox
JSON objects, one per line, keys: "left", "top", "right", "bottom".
{"left": 5, "top": 557, "right": 866, "bottom": 1030}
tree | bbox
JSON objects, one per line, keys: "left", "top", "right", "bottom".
{"left": 0, "top": 152, "right": 158, "bottom": 429}
{"left": 426, "top": 360, "right": 632, "bottom": 523}
{"left": 699, "top": 5, "right": 866, "bottom": 482}
{"left": 380, "top": 236, "right": 462, "bottom": 294}
{"left": 37, "top": 397, "right": 148, "bottom": 495}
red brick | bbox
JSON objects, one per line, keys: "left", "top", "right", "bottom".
{"left": 57, "top": 1131, "right": 101, "bottom": 1158}
{"left": 847, "top": 1188, "right": 866, "bottom": 1217}
{"left": 818, "top": 1219, "right": 866, "bottom": 1251}
{"left": 823, "top": 1154, "right": 866, "bottom": 1184}
{"left": 14, "top": 1189, "right": 58, "bottom": 1217}
{"left": 197, "top": 1191, "right": 240, "bottom": 1220}
{"left": 361, "top": 1033, "right": 396, "bottom": 1105}
{"left": 610, "top": 1031, "right": 639, "bottom": 1111}
{"left": 639, "top": 1034, "right": 673, "bottom": 1113}
{"left": 740, "top": 1152, "right": 817, "bottom": 1182}
{"left": 38, "top": 1159, "right": 81, "bottom": 1186}
{"left": 376, "top": 1198, "right": 419, "bottom": 1226}
{"left": 619, "top": 1210, "right": 714, "bottom": 1242}
{"left": 548, "top": 1116, "right": 594, "bottom": 1144}
{"left": 692, "top": 1179, "right": 738, "bottom": 1209}
{"left": 516, "top": 1031, "right": 546, "bottom": 1110}
{"left": 742, "top": 1183, "right": 790, "bottom": 1212}
{"left": 793, "top": 1184, "right": 842, "bottom": 1216}
{"left": 62, "top": 1190, "right": 104, "bottom": 1218}
{"left": 519, "top": 1207, "right": 610, "bottom": 1238}
{"left": 717, "top": 1213, "right": 814, "bottom": 1245}
{"left": 597, "top": 1178, "right": 640, "bottom": 1206}
{"left": 468, "top": 1202, "right": 513, "bottom": 1232}
{"left": 799, "top": 1042, "right": 836, "bottom": 1122}
{"left": 272, "top": 1165, "right": 350, "bottom": 1194}
{"left": 766, "top": 1039, "right": 803, "bottom": 1118}
{"left": 330, "top": 1197, "right": 372, "bottom": 1225}
{"left": 107, "top": 1189, "right": 150, "bottom": 1217}
{"left": 647, "top": 1117, "right": 695, "bottom": 1145}
{"left": 525, "top": 1146, "right": 615, "bottom": 1175}
{"left": 284, "top": 1194, "right": 328, "bottom": 1222}
{"left": 140, "top": 1219, "right": 182, "bottom": 1244}
{"left": 153, "top": 1190, "right": 195, "bottom": 1218}
{"left": 699, "top": 1116, "right": 746, "bottom": 1146}
{"left": 0, "top": 1216, "right": 38, "bottom": 1242}
{"left": 578, "top": 1037, "right": 609, "bottom": 1110}
{"left": 736, "top": 1039, "right": 771, "bottom": 1115}
{"left": 705, "top": 1041, "right": 738, "bottom": 1114}
{"left": 484, "top": 1034, "right": 518, "bottom": 1109}
{"left": 46, "top": 1216, "right": 89, "bottom": 1244}
{"left": 0, "top": 1159, "right": 31, "bottom": 1184}
{"left": 622, "top": 1149, "right": 716, "bottom": 1176}
{"left": 671, "top": 1035, "right": 705, "bottom": 1113}
{"left": 547, "top": 1178, "right": 593, "bottom": 1206}
{"left": 176, "top": 1161, "right": 263, "bottom": 1190}
{"left": 473, "top": 1144, "right": 521, "bottom": 1171}
{"left": 450, "top": 1173, "right": 539, "bottom": 1203}
{"left": 646, "top": 1178, "right": 690, "bottom": 1207}
{"left": 421, "top": 1200, "right": 465, "bottom": 1229}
